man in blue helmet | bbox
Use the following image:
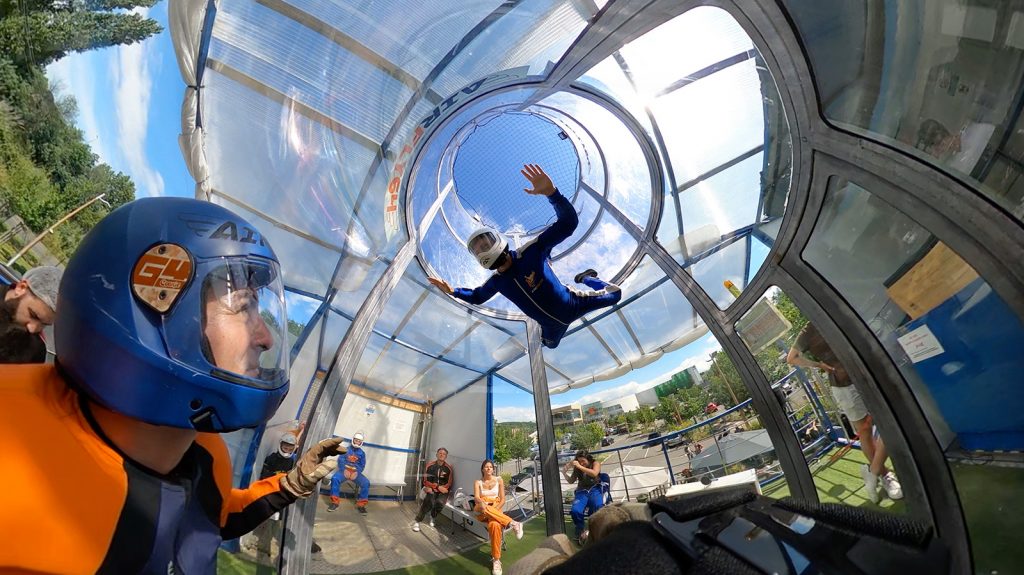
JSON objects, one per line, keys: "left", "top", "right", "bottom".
{"left": 429, "top": 164, "right": 622, "bottom": 349}
{"left": 0, "top": 197, "right": 343, "bottom": 573}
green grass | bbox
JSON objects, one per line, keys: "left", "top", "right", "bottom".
{"left": 216, "top": 549, "right": 263, "bottom": 575}
{"left": 366, "top": 517, "right": 575, "bottom": 575}
{"left": 761, "top": 447, "right": 904, "bottom": 513}
{"left": 951, "top": 462, "right": 1024, "bottom": 575}
{"left": 762, "top": 449, "right": 1024, "bottom": 573}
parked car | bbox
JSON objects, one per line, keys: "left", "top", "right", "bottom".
{"left": 780, "top": 381, "right": 794, "bottom": 395}
{"left": 601, "top": 436, "right": 613, "bottom": 447}
{"left": 705, "top": 402, "right": 719, "bottom": 415}
{"left": 665, "top": 434, "right": 685, "bottom": 448}
{"left": 644, "top": 431, "right": 662, "bottom": 447}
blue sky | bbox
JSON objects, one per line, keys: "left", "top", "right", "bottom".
{"left": 46, "top": 2, "right": 193, "bottom": 200}
{"left": 492, "top": 332, "right": 724, "bottom": 422}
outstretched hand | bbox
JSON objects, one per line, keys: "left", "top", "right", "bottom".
{"left": 521, "top": 164, "right": 555, "bottom": 196}
{"left": 428, "top": 277, "right": 453, "bottom": 295}
{"left": 280, "top": 437, "right": 345, "bottom": 498}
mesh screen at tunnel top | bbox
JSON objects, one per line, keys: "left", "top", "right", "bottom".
{"left": 453, "top": 110, "right": 581, "bottom": 239}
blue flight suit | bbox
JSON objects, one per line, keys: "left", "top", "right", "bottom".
{"left": 453, "top": 190, "right": 621, "bottom": 348}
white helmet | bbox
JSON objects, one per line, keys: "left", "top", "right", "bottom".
{"left": 466, "top": 228, "right": 509, "bottom": 270}
{"left": 278, "top": 432, "right": 297, "bottom": 456}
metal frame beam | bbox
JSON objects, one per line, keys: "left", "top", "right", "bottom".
{"left": 527, "top": 321, "right": 563, "bottom": 535}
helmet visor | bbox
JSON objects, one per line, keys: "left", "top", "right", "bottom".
{"left": 468, "top": 232, "right": 498, "bottom": 257}
{"left": 193, "top": 258, "right": 288, "bottom": 388}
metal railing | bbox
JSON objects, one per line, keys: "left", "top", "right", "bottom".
{"left": 516, "top": 368, "right": 844, "bottom": 508}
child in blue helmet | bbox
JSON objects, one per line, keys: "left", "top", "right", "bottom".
{"left": 0, "top": 198, "right": 342, "bottom": 573}
{"left": 429, "top": 164, "right": 622, "bottom": 348}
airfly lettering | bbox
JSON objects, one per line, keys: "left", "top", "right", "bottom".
{"left": 209, "top": 222, "right": 266, "bottom": 246}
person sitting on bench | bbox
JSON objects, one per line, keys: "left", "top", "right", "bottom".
{"left": 329, "top": 431, "right": 370, "bottom": 514}
{"left": 475, "top": 459, "right": 523, "bottom": 575}
{"left": 412, "top": 447, "right": 454, "bottom": 532}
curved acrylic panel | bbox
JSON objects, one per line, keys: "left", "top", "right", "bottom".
{"left": 783, "top": 0, "right": 1024, "bottom": 224}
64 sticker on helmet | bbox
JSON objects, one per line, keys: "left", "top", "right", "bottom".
{"left": 132, "top": 244, "right": 193, "bottom": 313}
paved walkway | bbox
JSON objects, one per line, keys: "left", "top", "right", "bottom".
{"left": 239, "top": 496, "right": 484, "bottom": 573}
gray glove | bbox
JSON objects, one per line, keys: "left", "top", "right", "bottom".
{"left": 280, "top": 437, "right": 345, "bottom": 498}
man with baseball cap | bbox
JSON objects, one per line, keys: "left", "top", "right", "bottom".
{"left": 0, "top": 266, "right": 62, "bottom": 363}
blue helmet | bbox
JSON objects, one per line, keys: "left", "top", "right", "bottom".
{"left": 55, "top": 197, "right": 290, "bottom": 431}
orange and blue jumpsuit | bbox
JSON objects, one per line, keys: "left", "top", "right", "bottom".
{"left": 0, "top": 364, "right": 296, "bottom": 574}
{"left": 330, "top": 446, "right": 369, "bottom": 508}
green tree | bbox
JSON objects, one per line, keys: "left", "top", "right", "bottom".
{"left": 1, "top": 9, "right": 161, "bottom": 67}
{"left": 625, "top": 410, "right": 639, "bottom": 428}
{"left": 287, "top": 319, "right": 306, "bottom": 339}
{"left": 567, "top": 422, "right": 603, "bottom": 452}
{"left": 493, "top": 425, "right": 512, "bottom": 466}
{"left": 678, "top": 385, "right": 709, "bottom": 422}
{"left": 701, "top": 350, "right": 752, "bottom": 407}
{"left": 0, "top": 55, "right": 135, "bottom": 264}
{"left": 493, "top": 423, "right": 535, "bottom": 472}
{"left": 655, "top": 396, "right": 681, "bottom": 425}
{"left": 507, "top": 428, "right": 532, "bottom": 465}
{"left": 772, "top": 289, "right": 809, "bottom": 343}
{"left": 636, "top": 405, "right": 655, "bottom": 428}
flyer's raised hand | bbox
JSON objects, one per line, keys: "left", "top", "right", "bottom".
{"left": 521, "top": 164, "right": 555, "bottom": 197}
{"left": 428, "top": 277, "right": 453, "bottom": 295}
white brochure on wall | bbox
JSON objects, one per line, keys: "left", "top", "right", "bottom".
{"left": 897, "top": 325, "right": 945, "bottom": 363}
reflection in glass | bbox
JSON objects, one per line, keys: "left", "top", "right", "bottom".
{"left": 803, "top": 177, "right": 1024, "bottom": 573}
{"left": 736, "top": 287, "right": 906, "bottom": 511}
{"left": 783, "top": 0, "right": 1024, "bottom": 222}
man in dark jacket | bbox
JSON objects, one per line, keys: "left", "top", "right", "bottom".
{"left": 260, "top": 430, "right": 301, "bottom": 480}
{"left": 253, "top": 426, "right": 322, "bottom": 555}
{"left": 412, "top": 447, "right": 454, "bottom": 532}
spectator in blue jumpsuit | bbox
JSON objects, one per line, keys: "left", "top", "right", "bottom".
{"left": 328, "top": 431, "right": 371, "bottom": 514}
{"left": 429, "top": 164, "right": 622, "bottom": 349}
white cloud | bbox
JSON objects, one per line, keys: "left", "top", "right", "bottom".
{"left": 493, "top": 406, "right": 536, "bottom": 423}
{"left": 561, "top": 380, "right": 645, "bottom": 407}
{"left": 285, "top": 291, "right": 321, "bottom": 324}
{"left": 554, "top": 337, "right": 725, "bottom": 408}
{"left": 47, "top": 54, "right": 111, "bottom": 163}
{"left": 108, "top": 7, "right": 164, "bottom": 197}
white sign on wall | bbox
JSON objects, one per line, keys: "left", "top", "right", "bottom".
{"left": 897, "top": 325, "right": 945, "bottom": 363}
